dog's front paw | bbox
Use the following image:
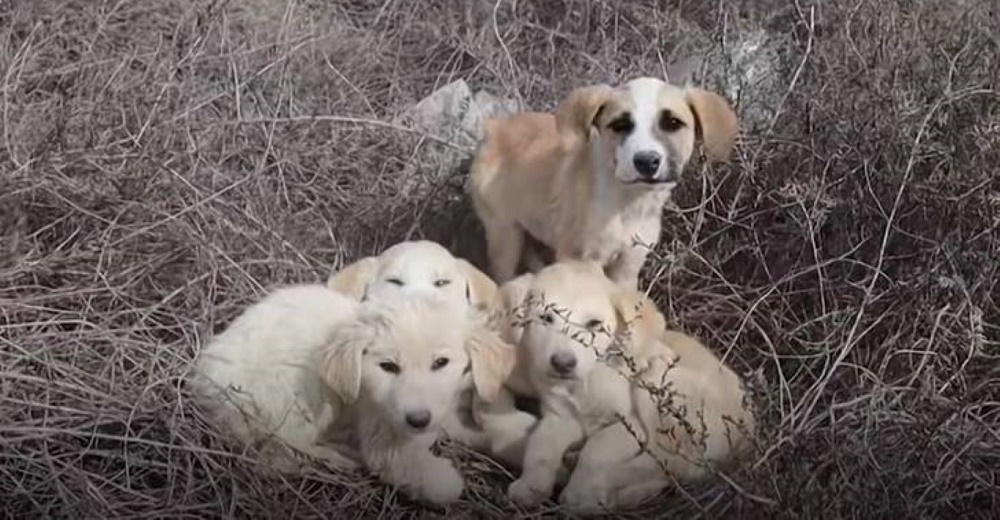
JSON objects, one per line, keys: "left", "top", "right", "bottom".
{"left": 507, "top": 477, "right": 548, "bottom": 508}
{"left": 558, "top": 480, "right": 612, "bottom": 514}
{"left": 418, "top": 457, "right": 464, "bottom": 505}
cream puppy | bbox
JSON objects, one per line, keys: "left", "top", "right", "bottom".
{"left": 191, "top": 286, "right": 513, "bottom": 505}
{"left": 558, "top": 324, "right": 757, "bottom": 513}
{"left": 327, "top": 240, "right": 539, "bottom": 469}
{"left": 469, "top": 77, "right": 738, "bottom": 289}
{"left": 327, "top": 240, "right": 498, "bottom": 310}
{"left": 497, "top": 261, "right": 754, "bottom": 512}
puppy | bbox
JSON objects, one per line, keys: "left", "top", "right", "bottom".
{"left": 327, "top": 240, "right": 499, "bottom": 310}
{"left": 191, "top": 286, "right": 513, "bottom": 505}
{"left": 327, "top": 240, "right": 538, "bottom": 469}
{"left": 498, "top": 261, "right": 754, "bottom": 512}
{"left": 469, "top": 77, "right": 738, "bottom": 289}
{"left": 558, "top": 317, "right": 757, "bottom": 513}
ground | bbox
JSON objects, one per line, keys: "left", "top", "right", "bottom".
{"left": 1, "top": 0, "right": 998, "bottom": 518}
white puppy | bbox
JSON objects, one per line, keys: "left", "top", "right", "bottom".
{"left": 498, "top": 261, "right": 754, "bottom": 512}
{"left": 327, "top": 240, "right": 498, "bottom": 310}
{"left": 191, "top": 285, "right": 513, "bottom": 505}
{"left": 470, "top": 77, "right": 738, "bottom": 290}
{"left": 326, "top": 240, "right": 538, "bottom": 469}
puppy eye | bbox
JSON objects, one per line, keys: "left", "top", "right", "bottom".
{"left": 540, "top": 313, "right": 555, "bottom": 325}
{"left": 378, "top": 361, "right": 401, "bottom": 374}
{"left": 433, "top": 279, "right": 451, "bottom": 287}
{"left": 431, "top": 358, "right": 450, "bottom": 370}
{"left": 584, "top": 319, "right": 603, "bottom": 330}
{"left": 386, "top": 278, "right": 404, "bottom": 286}
{"left": 607, "top": 115, "right": 634, "bottom": 134}
{"left": 659, "top": 111, "right": 685, "bottom": 132}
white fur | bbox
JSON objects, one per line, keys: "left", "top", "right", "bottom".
{"left": 361, "top": 241, "right": 470, "bottom": 303}
{"left": 613, "top": 77, "right": 674, "bottom": 186}
{"left": 327, "top": 240, "right": 539, "bottom": 470}
{"left": 190, "top": 285, "right": 362, "bottom": 470}
{"left": 191, "top": 286, "right": 495, "bottom": 505}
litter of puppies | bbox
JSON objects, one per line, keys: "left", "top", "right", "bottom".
{"left": 191, "top": 78, "right": 757, "bottom": 513}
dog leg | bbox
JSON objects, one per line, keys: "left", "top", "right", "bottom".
{"left": 607, "top": 245, "right": 650, "bottom": 290}
{"left": 485, "top": 220, "right": 526, "bottom": 283}
{"left": 600, "top": 452, "right": 672, "bottom": 510}
{"left": 293, "top": 443, "right": 362, "bottom": 472}
{"left": 440, "top": 414, "right": 493, "bottom": 452}
{"left": 507, "top": 414, "right": 583, "bottom": 507}
{"left": 476, "top": 396, "right": 539, "bottom": 469}
{"left": 558, "top": 421, "right": 648, "bottom": 513}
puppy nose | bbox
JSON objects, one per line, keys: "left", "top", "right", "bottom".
{"left": 549, "top": 351, "right": 577, "bottom": 375}
{"left": 633, "top": 151, "right": 661, "bottom": 178}
{"left": 405, "top": 410, "right": 432, "bottom": 430}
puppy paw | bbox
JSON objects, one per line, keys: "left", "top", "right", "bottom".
{"left": 558, "top": 481, "right": 612, "bottom": 514}
{"left": 507, "top": 477, "right": 549, "bottom": 508}
{"left": 418, "top": 457, "right": 464, "bottom": 505}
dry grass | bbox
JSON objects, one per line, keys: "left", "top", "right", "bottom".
{"left": 1, "top": 0, "right": 998, "bottom": 518}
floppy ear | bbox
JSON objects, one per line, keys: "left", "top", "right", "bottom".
{"left": 610, "top": 290, "right": 665, "bottom": 346}
{"left": 318, "top": 322, "right": 371, "bottom": 403}
{"left": 326, "top": 256, "right": 379, "bottom": 300}
{"left": 554, "top": 84, "right": 614, "bottom": 143}
{"left": 464, "top": 327, "right": 517, "bottom": 403}
{"left": 497, "top": 273, "right": 535, "bottom": 345}
{"left": 685, "top": 88, "right": 739, "bottom": 163}
{"left": 457, "top": 259, "right": 499, "bottom": 309}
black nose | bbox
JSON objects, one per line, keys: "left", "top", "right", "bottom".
{"left": 405, "top": 410, "right": 432, "bottom": 429}
{"left": 549, "top": 351, "right": 577, "bottom": 375}
{"left": 633, "top": 151, "right": 661, "bottom": 178}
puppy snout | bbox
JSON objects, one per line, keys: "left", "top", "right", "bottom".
{"left": 405, "top": 409, "right": 432, "bottom": 430}
{"left": 633, "top": 151, "right": 661, "bottom": 178}
{"left": 549, "top": 351, "right": 577, "bottom": 375}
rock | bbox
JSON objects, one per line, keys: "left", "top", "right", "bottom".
{"left": 672, "top": 24, "right": 787, "bottom": 134}
{"left": 394, "top": 79, "right": 520, "bottom": 151}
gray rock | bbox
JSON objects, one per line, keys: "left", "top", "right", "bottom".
{"left": 394, "top": 79, "right": 520, "bottom": 151}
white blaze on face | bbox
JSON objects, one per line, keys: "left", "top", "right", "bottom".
{"left": 616, "top": 77, "right": 670, "bottom": 184}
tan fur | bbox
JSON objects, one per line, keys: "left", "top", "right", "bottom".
{"left": 469, "top": 78, "right": 739, "bottom": 290}
{"left": 494, "top": 261, "right": 754, "bottom": 512}
{"left": 327, "top": 256, "right": 378, "bottom": 300}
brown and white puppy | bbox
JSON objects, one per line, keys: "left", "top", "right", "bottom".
{"left": 497, "top": 261, "right": 754, "bottom": 513}
{"left": 469, "top": 77, "right": 738, "bottom": 289}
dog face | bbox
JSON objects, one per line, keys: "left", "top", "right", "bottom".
{"left": 327, "top": 240, "right": 498, "bottom": 310}
{"left": 501, "top": 261, "right": 641, "bottom": 384}
{"left": 320, "top": 296, "right": 515, "bottom": 435}
{"left": 555, "top": 77, "right": 738, "bottom": 188}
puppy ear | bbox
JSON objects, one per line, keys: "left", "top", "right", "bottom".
{"left": 497, "top": 273, "right": 535, "bottom": 345}
{"left": 457, "top": 259, "right": 499, "bottom": 309}
{"left": 318, "top": 322, "right": 371, "bottom": 403}
{"left": 685, "top": 88, "right": 739, "bottom": 163}
{"left": 326, "top": 256, "right": 379, "bottom": 300}
{"left": 465, "top": 327, "right": 517, "bottom": 403}
{"left": 554, "top": 84, "right": 614, "bottom": 143}
{"left": 610, "top": 290, "right": 665, "bottom": 348}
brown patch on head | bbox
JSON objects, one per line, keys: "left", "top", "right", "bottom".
{"left": 554, "top": 84, "right": 615, "bottom": 145}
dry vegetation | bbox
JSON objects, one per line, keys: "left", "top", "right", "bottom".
{"left": 2, "top": 0, "right": 998, "bottom": 518}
